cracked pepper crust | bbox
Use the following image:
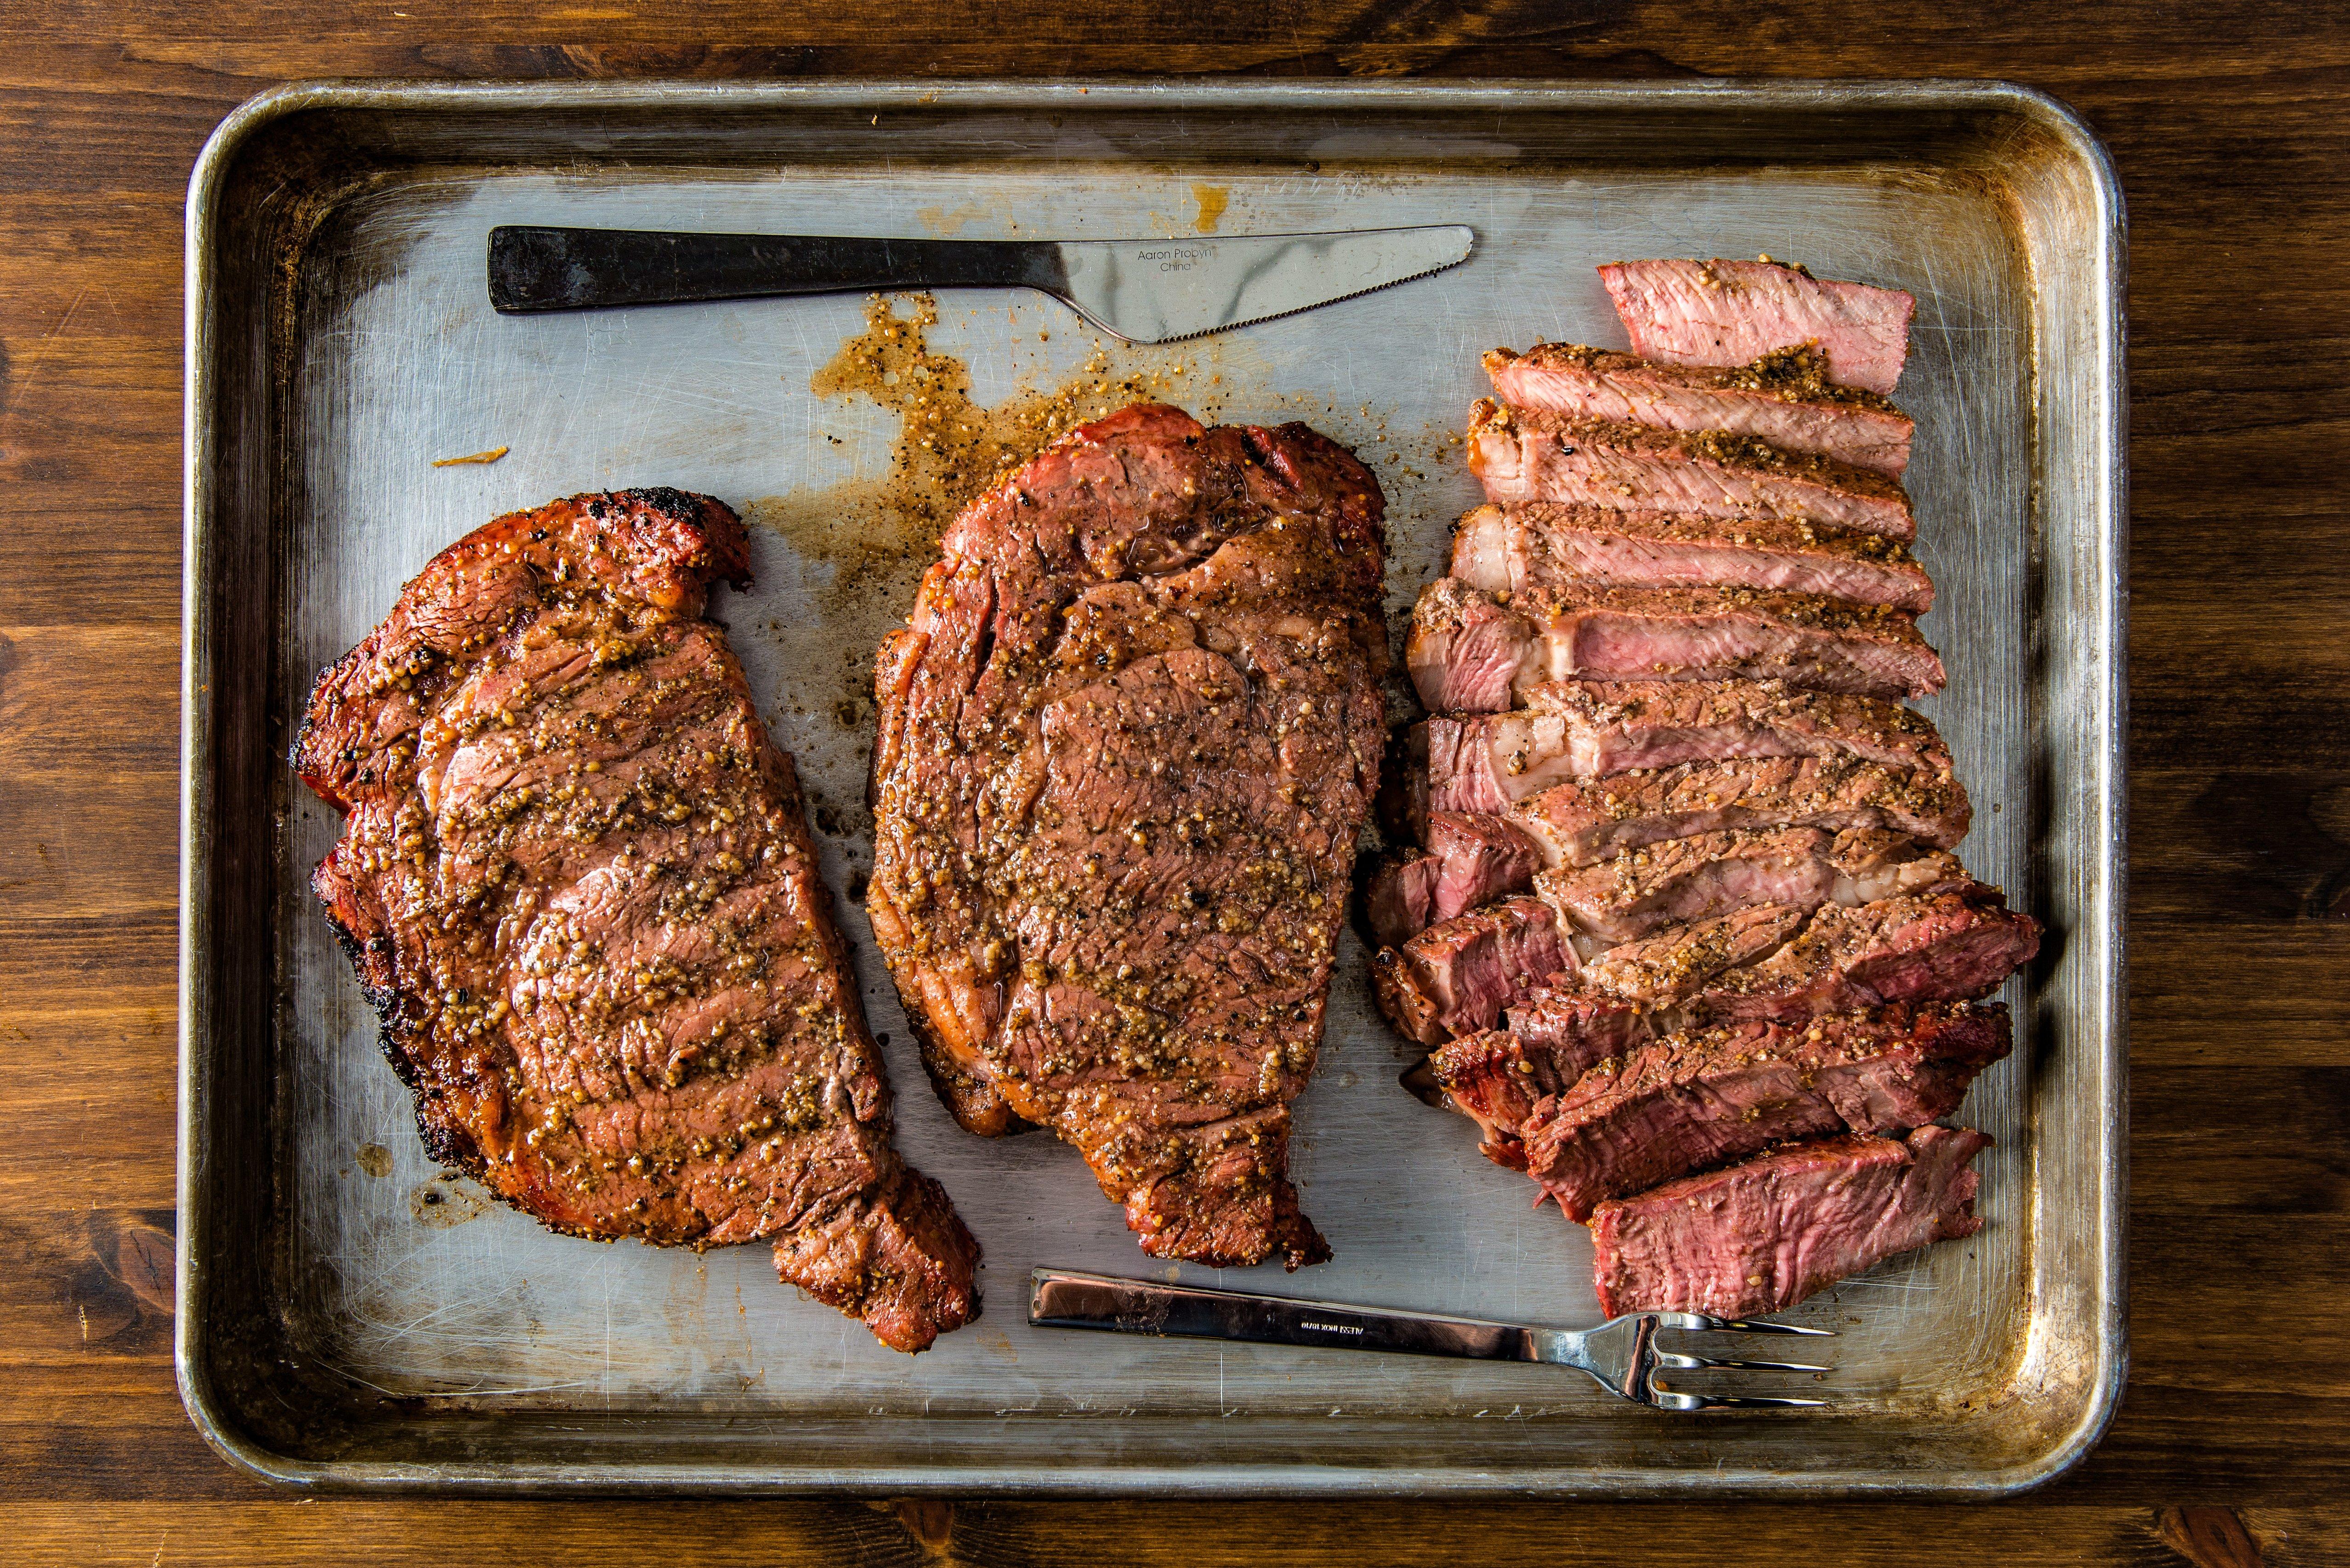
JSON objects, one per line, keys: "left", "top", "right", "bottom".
{"left": 295, "top": 487, "right": 976, "bottom": 1352}
{"left": 868, "top": 403, "right": 1388, "bottom": 1269}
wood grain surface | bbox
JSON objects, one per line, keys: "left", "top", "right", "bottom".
{"left": 3, "top": 2, "right": 2344, "bottom": 1562}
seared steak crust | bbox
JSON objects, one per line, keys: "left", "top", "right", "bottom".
{"left": 1566, "top": 900, "right": 1817, "bottom": 1013}
{"left": 1512, "top": 885, "right": 2038, "bottom": 1052}
{"left": 868, "top": 403, "right": 1387, "bottom": 1270}
{"left": 295, "top": 489, "right": 977, "bottom": 1352}
{"left": 1702, "top": 886, "right": 2043, "bottom": 1022}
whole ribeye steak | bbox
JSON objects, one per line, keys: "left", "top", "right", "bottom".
{"left": 869, "top": 403, "right": 1388, "bottom": 1269}
{"left": 295, "top": 488, "right": 977, "bottom": 1352}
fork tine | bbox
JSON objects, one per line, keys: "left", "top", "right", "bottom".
{"left": 1663, "top": 1392, "right": 1830, "bottom": 1410}
{"left": 1683, "top": 1315, "right": 1836, "bottom": 1337}
{"left": 1655, "top": 1352, "right": 1831, "bottom": 1373}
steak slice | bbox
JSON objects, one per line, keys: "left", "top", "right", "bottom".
{"left": 1450, "top": 500, "right": 1932, "bottom": 611}
{"left": 1427, "top": 1004, "right": 1652, "bottom": 1144}
{"left": 1703, "top": 887, "right": 2044, "bottom": 1023}
{"left": 1361, "top": 811, "right": 1541, "bottom": 947}
{"left": 1533, "top": 826, "right": 1967, "bottom": 946}
{"left": 1538, "top": 901, "right": 1814, "bottom": 1020}
{"left": 1589, "top": 1125, "right": 1992, "bottom": 1317}
{"left": 1506, "top": 754, "right": 1972, "bottom": 868}
{"left": 1371, "top": 896, "right": 1569, "bottom": 1045}
{"left": 1516, "top": 1000, "right": 2011, "bottom": 1219}
{"left": 1416, "top": 1028, "right": 1598, "bottom": 1153}
{"left": 1484, "top": 343, "right": 1913, "bottom": 476}
{"left": 868, "top": 403, "right": 1387, "bottom": 1270}
{"left": 1362, "top": 846, "right": 1443, "bottom": 952}
{"left": 1480, "top": 905, "right": 1813, "bottom": 1096}
{"left": 295, "top": 488, "right": 977, "bottom": 1352}
{"left": 1599, "top": 258, "right": 1917, "bottom": 396}
{"left": 1422, "top": 680, "right": 1956, "bottom": 814}
{"left": 1408, "top": 576, "right": 1945, "bottom": 712}
{"left": 1468, "top": 401, "right": 1915, "bottom": 542}
{"left": 1565, "top": 885, "right": 2038, "bottom": 1021}
{"left": 1420, "top": 891, "right": 2036, "bottom": 1159}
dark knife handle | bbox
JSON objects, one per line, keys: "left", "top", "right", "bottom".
{"left": 487, "top": 226, "right": 1070, "bottom": 314}
{"left": 1027, "top": 1268, "right": 1536, "bottom": 1363}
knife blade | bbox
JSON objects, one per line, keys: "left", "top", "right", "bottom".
{"left": 487, "top": 224, "right": 1475, "bottom": 343}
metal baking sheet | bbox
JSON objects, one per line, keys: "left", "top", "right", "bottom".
{"left": 180, "top": 78, "right": 2126, "bottom": 1495}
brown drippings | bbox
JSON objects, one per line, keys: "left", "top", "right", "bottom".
{"left": 409, "top": 1176, "right": 488, "bottom": 1228}
{"left": 1191, "top": 183, "right": 1230, "bottom": 234}
{"left": 777, "top": 292, "right": 1218, "bottom": 570}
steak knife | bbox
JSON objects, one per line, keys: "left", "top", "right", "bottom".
{"left": 487, "top": 223, "right": 1475, "bottom": 343}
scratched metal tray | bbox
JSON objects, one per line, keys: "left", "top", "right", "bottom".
{"left": 180, "top": 78, "right": 2125, "bottom": 1495}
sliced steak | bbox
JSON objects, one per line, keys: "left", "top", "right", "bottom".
{"left": 1425, "top": 812, "right": 1543, "bottom": 926}
{"left": 1406, "top": 575, "right": 1533, "bottom": 715}
{"left": 1442, "top": 907, "right": 1799, "bottom": 1142}
{"left": 1589, "top": 1125, "right": 1992, "bottom": 1317}
{"left": 868, "top": 403, "right": 1387, "bottom": 1270}
{"left": 1541, "top": 677, "right": 1954, "bottom": 774}
{"left": 1484, "top": 343, "right": 1913, "bottom": 476}
{"left": 1428, "top": 1006, "right": 1650, "bottom": 1143}
{"left": 1423, "top": 680, "right": 1956, "bottom": 815}
{"left": 1362, "top": 846, "right": 1443, "bottom": 951}
{"left": 1468, "top": 402, "right": 1914, "bottom": 542}
{"left": 1450, "top": 888, "right": 2036, "bottom": 1128}
{"left": 1417, "top": 1028, "right": 1598, "bottom": 1153}
{"left": 1362, "top": 811, "right": 1541, "bottom": 947}
{"left": 1703, "top": 887, "right": 2044, "bottom": 1023}
{"left": 1515, "top": 1000, "right": 2010, "bottom": 1219}
{"left": 1549, "top": 901, "right": 1816, "bottom": 1018}
{"left": 1408, "top": 576, "right": 1945, "bottom": 713}
{"left": 1450, "top": 501, "right": 1931, "bottom": 611}
{"left": 1421, "top": 710, "right": 1561, "bottom": 817}
{"left": 1574, "top": 885, "right": 2038, "bottom": 1020}
{"left": 1371, "top": 896, "right": 1569, "bottom": 1045}
{"left": 1506, "top": 754, "right": 1972, "bottom": 868}
{"left": 1599, "top": 258, "right": 1917, "bottom": 395}
{"left": 1534, "top": 826, "right": 1966, "bottom": 946}
{"left": 295, "top": 489, "right": 977, "bottom": 1352}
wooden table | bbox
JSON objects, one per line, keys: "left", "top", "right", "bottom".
{"left": 3, "top": 4, "right": 2341, "bottom": 1562}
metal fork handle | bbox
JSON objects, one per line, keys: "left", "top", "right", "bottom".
{"left": 488, "top": 226, "right": 1070, "bottom": 314}
{"left": 1027, "top": 1267, "right": 1601, "bottom": 1374}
